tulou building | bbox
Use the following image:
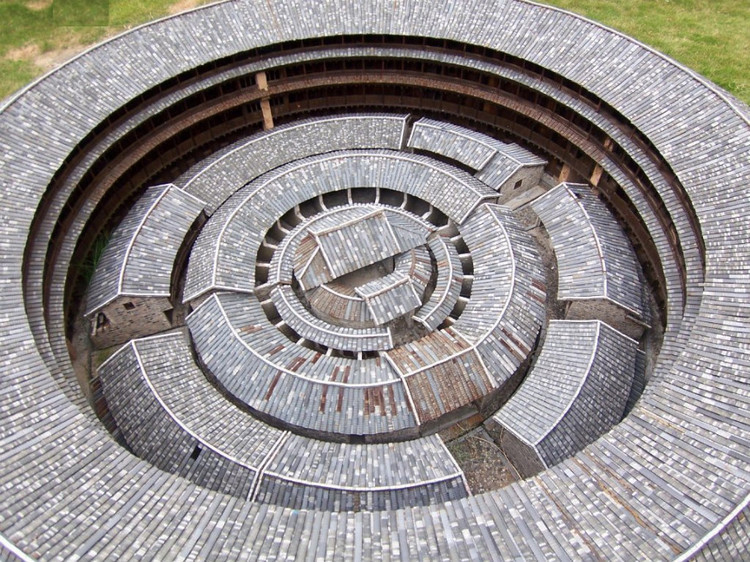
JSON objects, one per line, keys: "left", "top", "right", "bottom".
{"left": 1, "top": 0, "right": 748, "bottom": 559}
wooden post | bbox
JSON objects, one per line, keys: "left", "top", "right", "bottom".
{"left": 590, "top": 164, "right": 603, "bottom": 186}
{"left": 256, "top": 72, "right": 274, "bottom": 130}
{"left": 558, "top": 163, "right": 571, "bottom": 182}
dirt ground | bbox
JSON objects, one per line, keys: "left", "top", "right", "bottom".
{"left": 446, "top": 426, "right": 520, "bottom": 493}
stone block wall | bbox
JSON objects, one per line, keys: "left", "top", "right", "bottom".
{"left": 91, "top": 296, "right": 173, "bottom": 349}
{"left": 496, "top": 165, "right": 544, "bottom": 204}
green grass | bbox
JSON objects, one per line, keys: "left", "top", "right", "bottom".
{"left": 0, "top": 0, "right": 214, "bottom": 99}
{"left": 52, "top": 0, "right": 110, "bottom": 26}
{"left": 538, "top": 0, "right": 750, "bottom": 104}
{"left": 1, "top": 1, "right": 749, "bottom": 105}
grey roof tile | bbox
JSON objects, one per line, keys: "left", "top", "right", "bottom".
{"left": 182, "top": 114, "right": 408, "bottom": 212}
{"left": 184, "top": 150, "right": 494, "bottom": 302}
{"left": 186, "top": 293, "right": 416, "bottom": 435}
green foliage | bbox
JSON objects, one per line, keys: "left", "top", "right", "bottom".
{"left": 77, "top": 230, "right": 111, "bottom": 287}
{"left": 95, "top": 346, "right": 115, "bottom": 368}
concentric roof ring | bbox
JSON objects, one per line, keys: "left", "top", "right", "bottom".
{"left": 184, "top": 138, "right": 544, "bottom": 439}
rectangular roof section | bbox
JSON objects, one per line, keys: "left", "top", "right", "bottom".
{"left": 493, "top": 320, "right": 637, "bottom": 468}
{"left": 408, "top": 118, "right": 498, "bottom": 170}
{"left": 408, "top": 117, "right": 547, "bottom": 190}
{"left": 355, "top": 271, "right": 422, "bottom": 324}
{"left": 531, "top": 182, "right": 646, "bottom": 318}
{"left": 85, "top": 184, "right": 205, "bottom": 316}
{"left": 298, "top": 208, "right": 427, "bottom": 290}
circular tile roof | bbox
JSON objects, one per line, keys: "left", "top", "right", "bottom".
{"left": 1, "top": 1, "right": 749, "bottom": 559}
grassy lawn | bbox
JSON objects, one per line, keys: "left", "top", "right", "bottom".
{"left": 0, "top": 0, "right": 214, "bottom": 99}
{"left": 1, "top": 0, "right": 748, "bottom": 104}
{"left": 539, "top": 0, "right": 750, "bottom": 105}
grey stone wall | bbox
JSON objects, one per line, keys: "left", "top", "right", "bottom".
{"left": 91, "top": 296, "right": 172, "bottom": 349}
{"left": 497, "top": 424, "right": 546, "bottom": 478}
{"left": 496, "top": 165, "right": 545, "bottom": 204}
